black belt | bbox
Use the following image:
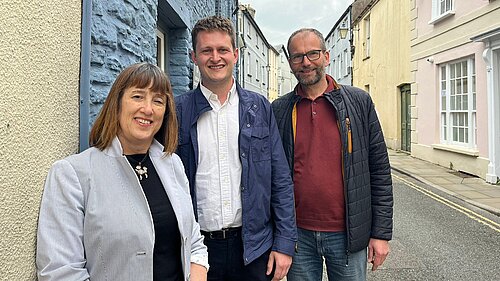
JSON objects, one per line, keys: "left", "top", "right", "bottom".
{"left": 201, "top": 227, "right": 242, "bottom": 240}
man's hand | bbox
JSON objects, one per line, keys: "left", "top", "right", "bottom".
{"left": 368, "top": 238, "right": 390, "bottom": 271}
{"left": 266, "top": 251, "right": 292, "bottom": 281}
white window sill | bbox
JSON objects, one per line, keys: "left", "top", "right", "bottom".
{"left": 432, "top": 143, "right": 479, "bottom": 157}
{"left": 428, "top": 10, "right": 455, "bottom": 25}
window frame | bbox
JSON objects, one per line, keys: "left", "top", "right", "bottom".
{"left": 247, "top": 52, "right": 252, "bottom": 77}
{"left": 156, "top": 29, "right": 167, "bottom": 71}
{"left": 343, "top": 48, "right": 349, "bottom": 77}
{"left": 255, "top": 59, "right": 259, "bottom": 81}
{"left": 439, "top": 57, "right": 476, "bottom": 148}
{"left": 429, "top": 0, "right": 455, "bottom": 24}
{"left": 363, "top": 15, "right": 371, "bottom": 58}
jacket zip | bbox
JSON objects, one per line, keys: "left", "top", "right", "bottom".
{"left": 346, "top": 117, "right": 352, "bottom": 153}
{"left": 344, "top": 116, "right": 352, "bottom": 266}
{"left": 291, "top": 98, "right": 300, "bottom": 254}
{"left": 329, "top": 97, "right": 352, "bottom": 267}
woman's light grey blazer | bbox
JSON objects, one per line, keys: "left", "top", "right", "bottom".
{"left": 36, "top": 137, "right": 209, "bottom": 281}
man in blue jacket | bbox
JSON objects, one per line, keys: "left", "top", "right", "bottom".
{"left": 174, "top": 16, "right": 297, "bottom": 281}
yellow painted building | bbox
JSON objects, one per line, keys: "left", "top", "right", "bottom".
{"left": 268, "top": 47, "right": 279, "bottom": 101}
{"left": 0, "top": 1, "right": 82, "bottom": 279}
{"left": 352, "top": 0, "right": 411, "bottom": 151}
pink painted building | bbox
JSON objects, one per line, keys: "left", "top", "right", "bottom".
{"left": 410, "top": 0, "right": 500, "bottom": 183}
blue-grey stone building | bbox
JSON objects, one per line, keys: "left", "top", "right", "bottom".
{"left": 83, "top": 0, "right": 237, "bottom": 149}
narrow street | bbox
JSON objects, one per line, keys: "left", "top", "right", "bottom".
{"left": 364, "top": 171, "right": 500, "bottom": 281}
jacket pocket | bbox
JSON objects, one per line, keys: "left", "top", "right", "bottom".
{"left": 251, "top": 126, "right": 271, "bottom": 161}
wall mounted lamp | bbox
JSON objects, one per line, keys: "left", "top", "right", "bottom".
{"left": 339, "top": 21, "right": 349, "bottom": 39}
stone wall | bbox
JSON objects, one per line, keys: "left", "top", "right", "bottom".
{"left": 90, "top": 0, "right": 158, "bottom": 123}
{"left": 89, "top": 0, "right": 237, "bottom": 124}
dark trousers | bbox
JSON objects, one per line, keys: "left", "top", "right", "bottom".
{"left": 203, "top": 229, "right": 273, "bottom": 281}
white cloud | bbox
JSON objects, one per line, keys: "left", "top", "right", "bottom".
{"left": 242, "top": 0, "right": 352, "bottom": 46}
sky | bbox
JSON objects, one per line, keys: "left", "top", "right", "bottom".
{"left": 241, "top": 0, "right": 353, "bottom": 47}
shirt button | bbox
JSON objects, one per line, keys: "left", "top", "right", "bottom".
{"left": 246, "top": 124, "right": 251, "bottom": 127}
{"left": 241, "top": 153, "right": 246, "bottom": 157}
{"left": 313, "top": 112, "right": 317, "bottom": 115}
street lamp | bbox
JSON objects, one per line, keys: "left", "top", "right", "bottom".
{"left": 339, "top": 21, "right": 349, "bottom": 39}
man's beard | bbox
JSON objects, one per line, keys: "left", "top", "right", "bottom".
{"left": 294, "top": 67, "right": 325, "bottom": 86}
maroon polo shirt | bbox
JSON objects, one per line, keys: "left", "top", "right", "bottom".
{"left": 293, "top": 75, "right": 345, "bottom": 231}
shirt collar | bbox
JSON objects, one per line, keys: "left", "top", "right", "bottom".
{"left": 296, "top": 74, "right": 339, "bottom": 99}
{"left": 199, "top": 80, "right": 237, "bottom": 107}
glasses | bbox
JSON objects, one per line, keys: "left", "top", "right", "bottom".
{"left": 289, "top": 49, "right": 324, "bottom": 64}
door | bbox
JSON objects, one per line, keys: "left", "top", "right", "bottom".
{"left": 400, "top": 84, "right": 411, "bottom": 152}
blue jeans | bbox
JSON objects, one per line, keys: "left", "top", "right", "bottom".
{"left": 287, "top": 228, "right": 367, "bottom": 281}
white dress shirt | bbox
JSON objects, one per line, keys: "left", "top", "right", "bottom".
{"left": 196, "top": 82, "right": 242, "bottom": 232}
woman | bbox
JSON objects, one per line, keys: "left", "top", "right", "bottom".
{"left": 36, "top": 63, "right": 208, "bottom": 281}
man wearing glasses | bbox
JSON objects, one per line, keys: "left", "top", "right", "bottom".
{"left": 271, "top": 28, "right": 394, "bottom": 281}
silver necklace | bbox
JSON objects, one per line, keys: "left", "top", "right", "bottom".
{"left": 127, "top": 153, "right": 149, "bottom": 180}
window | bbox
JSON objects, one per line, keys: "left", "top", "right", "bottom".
{"left": 156, "top": 29, "right": 166, "bottom": 71}
{"left": 363, "top": 15, "right": 370, "bottom": 58}
{"left": 440, "top": 58, "right": 476, "bottom": 147}
{"left": 247, "top": 22, "right": 251, "bottom": 38}
{"left": 430, "top": 0, "right": 454, "bottom": 24}
{"left": 337, "top": 54, "right": 341, "bottom": 80}
{"left": 247, "top": 52, "right": 252, "bottom": 77}
{"left": 261, "top": 65, "right": 266, "bottom": 85}
{"left": 343, "top": 48, "right": 349, "bottom": 76}
{"left": 340, "top": 50, "right": 345, "bottom": 77}
{"left": 331, "top": 59, "right": 336, "bottom": 78}
{"left": 215, "top": 1, "right": 221, "bottom": 16}
{"left": 255, "top": 60, "right": 259, "bottom": 81}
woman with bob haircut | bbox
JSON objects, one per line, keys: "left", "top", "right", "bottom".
{"left": 36, "top": 62, "right": 208, "bottom": 281}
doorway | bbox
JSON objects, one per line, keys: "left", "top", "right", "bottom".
{"left": 400, "top": 84, "right": 411, "bottom": 152}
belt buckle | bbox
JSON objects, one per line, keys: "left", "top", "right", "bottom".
{"left": 208, "top": 229, "right": 225, "bottom": 239}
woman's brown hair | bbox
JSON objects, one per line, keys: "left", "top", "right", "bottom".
{"left": 89, "top": 62, "right": 178, "bottom": 154}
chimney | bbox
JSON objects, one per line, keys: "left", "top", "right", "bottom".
{"left": 240, "top": 4, "right": 256, "bottom": 18}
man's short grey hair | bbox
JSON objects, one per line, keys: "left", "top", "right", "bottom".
{"left": 287, "top": 28, "right": 327, "bottom": 54}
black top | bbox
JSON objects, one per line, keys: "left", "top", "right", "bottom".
{"left": 126, "top": 153, "right": 183, "bottom": 281}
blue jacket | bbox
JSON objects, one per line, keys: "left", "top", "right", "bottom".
{"left": 175, "top": 83, "right": 297, "bottom": 264}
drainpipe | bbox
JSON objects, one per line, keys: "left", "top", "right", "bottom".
{"left": 79, "top": 0, "right": 92, "bottom": 152}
